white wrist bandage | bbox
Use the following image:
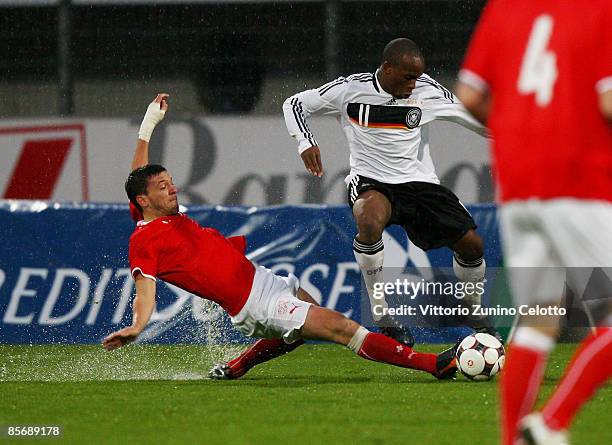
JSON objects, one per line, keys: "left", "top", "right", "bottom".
{"left": 138, "top": 101, "right": 167, "bottom": 142}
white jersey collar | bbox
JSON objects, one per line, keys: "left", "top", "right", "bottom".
{"left": 374, "top": 69, "right": 392, "bottom": 97}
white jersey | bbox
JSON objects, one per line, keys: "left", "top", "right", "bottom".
{"left": 283, "top": 70, "right": 486, "bottom": 185}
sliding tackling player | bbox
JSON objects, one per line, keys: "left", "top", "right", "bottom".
{"left": 102, "top": 94, "right": 458, "bottom": 382}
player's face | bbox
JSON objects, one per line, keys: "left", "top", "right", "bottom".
{"left": 143, "top": 171, "right": 179, "bottom": 216}
{"left": 380, "top": 55, "right": 425, "bottom": 99}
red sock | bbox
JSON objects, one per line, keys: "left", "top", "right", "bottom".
{"left": 542, "top": 327, "right": 612, "bottom": 430}
{"left": 500, "top": 344, "right": 548, "bottom": 445}
{"left": 357, "top": 332, "right": 436, "bottom": 373}
{"left": 228, "top": 338, "right": 304, "bottom": 378}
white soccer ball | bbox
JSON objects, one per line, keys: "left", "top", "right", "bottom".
{"left": 456, "top": 333, "right": 505, "bottom": 381}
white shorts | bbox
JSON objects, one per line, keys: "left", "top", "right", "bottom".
{"left": 231, "top": 265, "right": 312, "bottom": 343}
{"left": 500, "top": 199, "right": 612, "bottom": 305}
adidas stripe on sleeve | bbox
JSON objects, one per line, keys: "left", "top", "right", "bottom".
{"left": 283, "top": 77, "right": 348, "bottom": 154}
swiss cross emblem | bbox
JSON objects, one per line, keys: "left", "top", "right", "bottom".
{"left": 277, "top": 301, "right": 289, "bottom": 316}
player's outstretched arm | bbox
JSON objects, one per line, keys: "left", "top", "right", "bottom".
{"left": 131, "top": 93, "right": 169, "bottom": 171}
{"left": 455, "top": 82, "right": 490, "bottom": 126}
{"left": 101, "top": 274, "right": 156, "bottom": 351}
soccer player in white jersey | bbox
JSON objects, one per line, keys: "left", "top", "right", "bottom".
{"left": 282, "top": 38, "right": 498, "bottom": 345}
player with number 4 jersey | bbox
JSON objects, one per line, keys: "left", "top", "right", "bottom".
{"left": 459, "top": 0, "right": 612, "bottom": 203}
{"left": 457, "top": 1, "right": 612, "bottom": 444}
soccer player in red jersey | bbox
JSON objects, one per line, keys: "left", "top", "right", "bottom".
{"left": 456, "top": 1, "right": 612, "bottom": 444}
{"left": 102, "top": 94, "right": 458, "bottom": 381}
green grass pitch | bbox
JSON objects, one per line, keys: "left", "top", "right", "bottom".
{"left": 1, "top": 344, "right": 610, "bottom": 445}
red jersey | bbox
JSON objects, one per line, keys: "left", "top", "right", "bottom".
{"left": 460, "top": 0, "right": 612, "bottom": 203}
{"left": 128, "top": 204, "right": 254, "bottom": 316}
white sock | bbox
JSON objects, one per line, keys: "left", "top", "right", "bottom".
{"left": 347, "top": 326, "right": 370, "bottom": 353}
{"left": 453, "top": 255, "right": 486, "bottom": 310}
{"left": 353, "top": 237, "right": 388, "bottom": 322}
{"left": 513, "top": 327, "right": 555, "bottom": 353}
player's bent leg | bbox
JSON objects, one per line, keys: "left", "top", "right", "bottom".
{"left": 352, "top": 189, "right": 391, "bottom": 244}
{"left": 352, "top": 190, "right": 414, "bottom": 345}
{"left": 452, "top": 230, "right": 501, "bottom": 340}
{"left": 209, "top": 286, "right": 319, "bottom": 381}
{"left": 209, "top": 337, "right": 305, "bottom": 380}
{"left": 453, "top": 229, "right": 483, "bottom": 261}
{"left": 300, "top": 304, "right": 359, "bottom": 344}
{"left": 352, "top": 190, "right": 390, "bottom": 318}
{"left": 300, "top": 305, "right": 456, "bottom": 379}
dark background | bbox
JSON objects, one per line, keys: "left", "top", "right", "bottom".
{"left": 1, "top": 1, "right": 486, "bottom": 114}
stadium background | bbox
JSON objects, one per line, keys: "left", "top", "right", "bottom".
{"left": 1, "top": 0, "right": 594, "bottom": 345}
{"left": 0, "top": 0, "right": 499, "bottom": 346}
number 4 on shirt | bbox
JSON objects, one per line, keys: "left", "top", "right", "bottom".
{"left": 517, "top": 14, "right": 558, "bottom": 107}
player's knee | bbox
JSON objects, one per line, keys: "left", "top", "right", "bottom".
{"left": 353, "top": 207, "right": 385, "bottom": 240}
{"left": 353, "top": 192, "right": 390, "bottom": 234}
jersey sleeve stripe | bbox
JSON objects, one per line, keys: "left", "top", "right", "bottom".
{"left": 317, "top": 78, "right": 342, "bottom": 92}
{"left": 318, "top": 74, "right": 373, "bottom": 96}
{"left": 595, "top": 76, "right": 612, "bottom": 94}
{"left": 418, "top": 76, "right": 454, "bottom": 102}
{"left": 458, "top": 69, "right": 490, "bottom": 93}
{"left": 352, "top": 74, "right": 373, "bottom": 81}
{"left": 131, "top": 267, "right": 157, "bottom": 282}
{"left": 290, "top": 97, "right": 307, "bottom": 133}
{"left": 318, "top": 77, "right": 346, "bottom": 95}
{"left": 347, "top": 73, "right": 373, "bottom": 81}
{"left": 291, "top": 97, "right": 317, "bottom": 147}
{"left": 296, "top": 100, "right": 317, "bottom": 146}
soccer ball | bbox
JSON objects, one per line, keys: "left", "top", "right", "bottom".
{"left": 456, "top": 333, "right": 505, "bottom": 381}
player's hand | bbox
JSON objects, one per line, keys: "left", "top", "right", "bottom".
{"left": 101, "top": 326, "right": 142, "bottom": 351}
{"left": 138, "top": 93, "right": 169, "bottom": 142}
{"left": 154, "top": 93, "right": 169, "bottom": 112}
{"left": 300, "top": 145, "right": 324, "bottom": 177}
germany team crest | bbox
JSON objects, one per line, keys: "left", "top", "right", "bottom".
{"left": 405, "top": 108, "right": 422, "bottom": 129}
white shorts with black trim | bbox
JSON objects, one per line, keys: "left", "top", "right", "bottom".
{"left": 231, "top": 265, "right": 312, "bottom": 344}
{"left": 500, "top": 199, "right": 612, "bottom": 306}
